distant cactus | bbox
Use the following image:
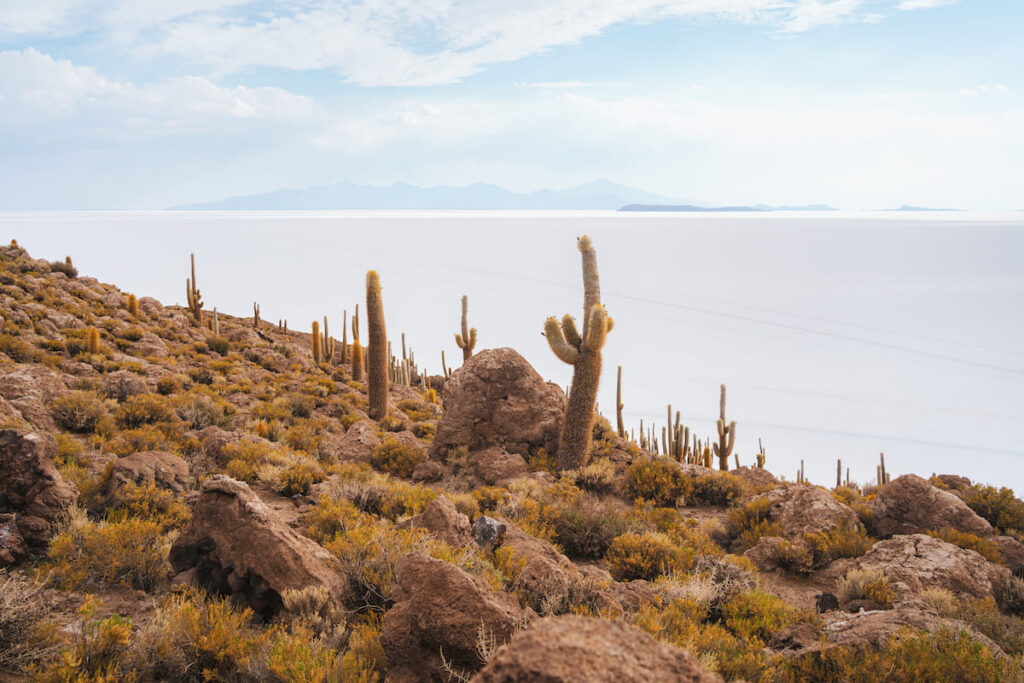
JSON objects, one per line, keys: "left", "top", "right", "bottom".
{"left": 127, "top": 294, "right": 139, "bottom": 318}
{"left": 756, "top": 438, "right": 766, "bottom": 469}
{"left": 253, "top": 303, "right": 260, "bottom": 329}
{"left": 616, "top": 366, "right": 625, "bottom": 439}
{"left": 340, "top": 309, "right": 349, "bottom": 364}
{"left": 312, "top": 320, "right": 321, "bottom": 364}
{"left": 545, "top": 235, "right": 613, "bottom": 470}
{"left": 455, "top": 295, "right": 477, "bottom": 361}
{"left": 713, "top": 384, "right": 736, "bottom": 471}
{"left": 185, "top": 253, "right": 203, "bottom": 324}
{"left": 321, "top": 316, "right": 335, "bottom": 363}
{"left": 366, "top": 271, "right": 388, "bottom": 420}
{"left": 350, "top": 305, "right": 363, "bottom": 381}
{"left": 87, "top": 327, "right": 99, "bottom": 354}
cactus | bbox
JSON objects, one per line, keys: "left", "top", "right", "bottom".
{"left": 321, "top": 316, "right": 335, "bottom": 363}
{"left": 713, "top": 384, "right": 736, "bottom": 471}
{"left": 615, "top": 366, "right": 625, "bottom": 439}
{"left": 253, "top": 303, "right": 260, "bottom": 329}
{"left": 126, "top": 294, "right": 139, "bottom": 318}
{"left": 455, "top": 295, "right": 477, "bottom": 361}
{"left": 350, "top": 305, "right": 363, "bottom": 381}
{"left": 312, "top": 320, "right": 321, "bottom": 364}
{"left": 756, "top": 438, "right": 766, "bottom": 469}
{"left": 340, "top": 309, "right": 349, "bottom": 364}
{"left": 185, "top": 253, "right": 203, "bottom": 324}
{"left": 544, "top": 235, "right": 613, "bottom": 470}
{"left": 366, "top": 271, "right": 388, "bottom": 420}
{"left": 87, "top": 327, "right": 99, "bottom": 354}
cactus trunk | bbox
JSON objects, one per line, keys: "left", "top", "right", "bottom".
{"left": 366, "top": 271, "right": 388, "bottom": 420}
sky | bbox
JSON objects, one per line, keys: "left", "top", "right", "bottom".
{"left": 0, "top": 0, "right": 1022, "bottom": 209}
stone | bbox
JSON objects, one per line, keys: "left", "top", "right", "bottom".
{"left": 872, "top": 474, "right": 992, "bottom": 538}
{"left": 472, "top": 447, "right": 530, "bottom": 485}
{"left": 0, "top": 430, "right": 78, "bottom": 549}
{"left": 816, "top": 592, "right": 840, "bottom": 613}
{"left": 431, "top": 348, "right": 565, "bottom": 460}
{"left": 472, "top": 615, "right": 723, "bottom": 683}
{"left": 105, "top": 451, "right": 190, "bottom": 501}
{"left": 335, "top": 420, "right": 381, "bottom": 464}
{"left": 168, "top": 476, "right": 349, "bottom": 619}
{"left": 397, "top": 497, "right": 474, "bottom": 548}
{"left": 382, "top": 553, "right": 531, "bottom": 681}
{"left": 0, "top": 512, "right": 28, "bottom": 566}
{"left": 411, "top": 460, "right": 444, "bottom": 482}
{"left": 100, "top": 371, "right": 148, "bottom": 401}
{"left": 750, "top": 484, "right": 861, "bottom": 542}
{"left": 473, "top": 516, "right": 507, "bottom": 549}
{"left": 995, "top": 535, "right": 1024, "bottom": 577}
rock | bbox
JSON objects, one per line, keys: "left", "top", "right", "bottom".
{"left": 751, "top": 484, "right": 861, "bottom": 541}
{"left": 845, "top": 599, "right": 886, "bottom": 613}
{"left": 995, "top": 536, "right": 1024, "bottom": 577}
{"left": 472, "top": 447, "right": 530, "bottom": 485}
{"left": 382, "top": 553, "right": 531, "bottom": 682}
{"left": 431, "top": 348, "right": 565, "bottom": 460}
{"left": 768, "top": 622, "right": 821, "bottom": 653}
{"left": 497, "top": 522, "right": 584, "bottom": 607}
{"left": 872, "top": 474, "right": 991, "bottom": 538}
{"left": 397, "top": 497, "right": 474, "bottom": 548}
{"left": 335, "top": 420, "right": 381, "bottom": 464}
{"left": 0, "top": 430, "right": 78, "bottom": 549}
{"left": 138, "top": 296, "right": 163, "bottom": 317}
{"left": 743, "top": 536, "right": 787, "bottom": 572}
{"left": 411, "top": 460, "right": 444, "bottom": 482}
{"left": 100, "top": 371, "right": 148, "bottom": 401}
{"left": 472, "top": 615, "right": 723, "bottom": 683}
{"left": 168, "top": 476, "right": 349, "bottom": 619}
{"left": 105, "top": 451, "right": 190, "bottom": 501}
{"left": 932, "top": 474, "right": 972, "bottom": 491}
{"left": 729, "top": 466, "right": 778, "bottom": 490}
{"left": 0, "top": 366, "right": 68, "bottom": 430}
{"left": 473, "top": 516, "right": 507, "bottom": 549}
{"left": 816, "top": 592, "right": 840, "bottom": 613}
{"left": 823, "top": 534, "right": 1011, "bottom": 602}
{"left": 0, "top": 513, "right": 28, "bottom": 566}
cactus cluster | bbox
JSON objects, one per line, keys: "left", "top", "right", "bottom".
{"left": 545, "top": 235, "right": 613, "bottom": 471}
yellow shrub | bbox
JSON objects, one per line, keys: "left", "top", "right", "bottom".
{"left": 114, "top": 393, "right": 176, "bottom": 428}
{"left": 837, "top": 567, "right": 895, "bottom": 608}
{"left": 927, "top": 528, "right": 1004, "bottom": 564}
{"left": 340, "top": 615, "right": 385, "bottom": 683}
{"left": 106, "top": 481, "right": 191, "bottom": 532}
{"left": 370, "top": 437, "right": 425, "bottom": 478}
{"left": 625, "top": 457, "right": 685, "bottom": 506}
{"left": 279, "top": 460, "right": 326, "bottom": 496}
{"left": 606, "top": 532, "right": 687, "bottom": 581}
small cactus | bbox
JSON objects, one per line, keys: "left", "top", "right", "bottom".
{"left": 87, "top": 327, "right": 99, "bottom": 354}
{"left": 350, "top": 305, "right": 363, "bottom": 381}
{"left": 185, "top": 253, "right": 203, "bottom": 325}
{"left": 312, "top": 320, "right": 321, "bottom": 364}
{"left": 616, "top": 366, "right": 625, "bottom": 439}
{"left": 544, "top": 235, "right": 613, "bottom": 470}
{"left": 455, "top": 295, "right": 477, "bottom": 362}
{"left": 253, "top": 303, "right": 260, "bottom": 329}
{"left": 340, "top": 309, "right": 349, "bottom": 364}
{"left": 713, "top": 384, "right": 736, "bottom": 471}
{"left": 366, "top": 271, "right": 388, "bottom": 420}
{"left": 321, "top": 316, "right": 335, "bottom": 363}
{"left": 126, "top": 294, "right": 139, "bottom": 318}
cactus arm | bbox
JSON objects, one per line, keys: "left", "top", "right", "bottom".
{"left": 544, "top": 317, "right": 578, "bottom": 364}
{"left": 582, "top": 305, "right": 608, "bottom": 351}
{"left": 561, "top": 315, "right": 582, "bottom": 348}
{"left": 578, "top": 235, "right": 601, "bottom": 331}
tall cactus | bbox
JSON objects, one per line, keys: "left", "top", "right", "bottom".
{"left": 615, "top": 365, "right": 625, "bottom": 439}
{"left": 713, "top": 384, "right": 736, "bottom": 471}
{"left": 127, "top": 294, "right": 139, "bottom": 318}
{"left": 253, "top": 303, "right": 260, "bottom": 329}
{"left": 455, "top": 295, "right": 477, "bottom": 361}
{"left": 340, "top": 310, "right": 348, "bottom": 364}
{"left": 321, "top": 316, "right": 335, "bottom": 362}
{"left": 312, "top": 320, "right": 321, "bottom": 364}
{"left": 545, "top": 235, "right": 613, "bottom": 470}
{"left": 185, "top": 253, "right": 203, "bottom": 324}
{"left": 350, "top": 305, "right": 363, "bottom": 380}
{"left": 366, "top": 271, "right": 388, "bottom": 420}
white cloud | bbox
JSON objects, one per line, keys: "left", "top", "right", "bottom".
{"left": 897, "top": 0, "right": 960, "bottom": 10}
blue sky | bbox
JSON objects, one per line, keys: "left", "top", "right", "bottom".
{"left": 0, "top": 0, "right": 1021, "bottom": 209}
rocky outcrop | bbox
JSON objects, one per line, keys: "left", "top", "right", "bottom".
{"left": 823, "top": 534, "right": 1011, "bottom": 602}
{"left": 382, "top": 553, "right": 531, "bottom": 682}
{"left": 100, "top": 370, "right": 148, "bottom": 401}
{"left": 472, "top": 615, "right": 723, "bottom": 682}
{"left": 431, "top": 348, "right": 565, "bottom": 460}
{"left": 872, "top": 474, "right": 991, "bottom": 538}
{"left": 105, "top": 451, "right": 190, "bottom": 501}
{"left": 497, "top": 522, "right": 585, "bottom": 608}
{"left": 0, "top": 366, "right": 68, "bottom": 430}
{"left": 397, "top": 496, "right": 474, "bottom": 548}
{"left": 168, "top": 476, "right": 349, "bottom": 619}
{"left": 335, "top": 420, "right": 381, "bottom": 463}
{"left": 729, "top": 466, "right": 778, "bottom": 490}
{"left": 752, "top": 484, "right": 861, "bottom": 541}
{"left": 995, "top": 535, "right": 1024, "bottom": 577}
{"left": 472, "top": 447, "right": 530, "bottom": 485}
{"left": 0, "top": 430, "right": 78, "bottom": 561}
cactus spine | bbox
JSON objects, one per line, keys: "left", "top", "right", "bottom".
{"left": 544, "top": 235, "right": 613, "bottom": 470}
{"left": 312, "top": 320, "right": 321, "bottom": 364}
{"left": 127, "top": 294, "right": 139, "bottom": 318}
{"left": 366, "top": 271, "right": 388, "bottom": 420}
{"left": 350, "top": 305, "right": 363, "bottom": 380}
{"left": 321, "top": 316, "right": 335, "bottom": 363}
{"left": 186, "top": 253, "right": 203, "bottom": 324}
{"left": 455, "top": 295, "right": 477, "bottom": 361}
{"left": 615, "top": 366, "right": 625, "bottom": 439}
{"left": 713, "top": 384, "right": 736, "bottom": 471}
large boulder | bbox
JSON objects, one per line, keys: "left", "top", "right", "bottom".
{"left": 0, "top": 366, "right": 68, "bottom": 430}
{"left": 872, "top": 474, "right": 992, "bottom": 538}
{"left": 0, "top": 430, "right": 78, "bottom": 555}
{"left": 396, "top": 496, "right": 474, "bottom": 548}
{"left": 335, "top": 420, "right": 381, "bottom": 464}
{"left": 752, "top": 484, "right": 861, "bottom": 541}
{"left": 168, "top": 476, "right": 349, "bottom": 619}
{"left": 995, "top": 535, "right": 1024, "bottom": 577}
{"left": 498, "top": 521, "right": 583, "bottom": 608}
{"left": 100, "top": 371, "right": 148, "bottom": 401}
{"left": 105, "top": 451, "right": 190, "bottom": 501}
{"left": 472, "top": 615, "right": 723, "bottom": 683}
{"left": 472, "top": 447, "right": 530, "bottom": 485}
{"left": 382, "top": 553, "right": 532, "bottom": 682}
{"left": 431, "top": 348, "right": 565, "bottom": 460}
{"left": 823, "top": 534, "right": 1011, "bottom": 602}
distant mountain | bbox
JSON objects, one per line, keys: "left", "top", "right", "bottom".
{"left": 752, "top": 204, "right": 839, "bottom": 211}
{"left": 170, "top": 179, "right": 691, "bottom": 210}
{"left": 882, "top": 205, "right": 964, "bottom": 212}
{"left": 619, "top": 204, "right": 767, "bottom": 212}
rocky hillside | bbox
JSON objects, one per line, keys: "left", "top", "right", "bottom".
{"left": 2, "top": 240, "right": 1024, "bottom": 682}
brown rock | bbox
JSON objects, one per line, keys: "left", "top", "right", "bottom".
{"left": 411, "top": 459, "right": 444, "bottom": 482}
{"left": 472, "top": 615, "right": 723, "bottom": 683}
{"left": 0, "top": 512, "right": 28, "bottom": 566}
{"left": 752, "top": 484, "right": 861, "bottom": 541}
{"left": 743, "top": 535, "right": 787, "bottom": 572}
{"left": 824, "top": 534, "right": 1011, "bottom": 602}
{"left": 872, "top": 474, "right": 991, "bottom": 538}
{"left": 730, "top": 466, "right": 778, "bottom": 490}
{"left": 0, "top": 430, "right": 78, "bottom": 549}
{"left": 105, "top": 451, "right": 190, "bottom": 500}
{"left": 431, "top": 348, "right": 565, "bottom": 460}
{"left": 472, "top": 447, "right": 530, "bottom": 485}
{"left": 168, "top": 476, "right": 349, "bottom": 619}
{"left": 932, "top": 474, "right": 972, "bottom": 491}
{"left": 397, "top": 497, "right": 474, "bottom": 548}
{"left": 497, "top": 522, "right": 584, "bottom": 609}
{"left": 995, "top": 535, "right": 1024, "bottom": 577}
{"left": 335, "top": 420, "right": 381, "bottom": 463}
{"left": 0, "top": 366, "right": 68, "bottom": 430}
{"left": 382, "top": 553, "right": 531, "bottom": 681}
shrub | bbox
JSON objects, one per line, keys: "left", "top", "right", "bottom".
{"left": 681, "top": 471, "right": 749, "bottom": 507}
{"left": 396, "top": 399, "right": 433, "bottom": 422}
{"left": 114, "top": 392, "right": 176, "bottom": 428}
{"left": 725, "top": 497, "right": 782, "bottom": 553}
{"left": 378, "top": 415, "right": 405, "bottom": 432}
{"left": 279, "top": 460, "right": 326, "bottom": 496}
{"left": 370, "top": 436, "right": 425, "bottom": 478}
{"left": 994, "top": 574, "right": 1024, "bottom": 616}
{"left": 570, "top": 458, "right": 618, "bottom": 494}
{"left": 772, "top": 539, "right": 813, "bottom": 574}
{"left": 156, "top": 376, "right": 180, "bottom": 395}
{"left": 50, "top": 391, "right": 108, "bottom": 433}
{"left": 174, "top": 392, "right": 232, "bottom": 430}
{"left": 803, "top": 522, "right": 873, "bottom": 567}
{"left": 106, "top": 481, "right": 192, "bottom": 532}
{"left": 961, "top": 484, "right": 1024, "bottom": 535}
{"left": 722, "top": 589, "right": 809, "bottom": 642}
{"left": 625, "top": 457, "right": 685, "bottom": 506}
{"left": 34, "top": 608, "right": 133, "bottom": 682}
{"left": 340, "top": 615, "right": 386, "bottom": 682}
{"left": 837, "top": 567, "right": 894, "bottom": 608}
{"left": 0, "top": 333, "right": 38, "bottom": 361}
{"left": 927, "top": 528, "right": 1003, "bottom": 564}
{"left": 106, "top": 423, "right": 188, "bottom": 457}
{"left": 411, "top": 422, "right": 435, "bottom": 441}
{"left": 606, "top": 532, "right": 687, "bottom": 581}
{"left": 0, "top": 574, "right": 59, "bottom": 672}
{"left": 207, "top": 336, "right": 229, "bottom": 355}
{"left": 549, "top": 492, "right": 630, "bottom": 559}
{"left": 49, "top": 258, "right": 77, "bottom": 278}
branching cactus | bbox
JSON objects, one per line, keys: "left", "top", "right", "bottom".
{"left": 366, "top": 271, "right": 388, "bottom": 420}
{"left": 186, "top": 253, "right": 203, "bottom": 324}
{"left": 321, "top": 316, "right": 335, "bottom": 363}
{"left": 455, "top": 295, "right": 477, "bottom": 361}
{"left": 545, "top": 235, "right": 613, "bottom": 470}
{"left": 713, "top": 384, "right": 736, "bottom": 471}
